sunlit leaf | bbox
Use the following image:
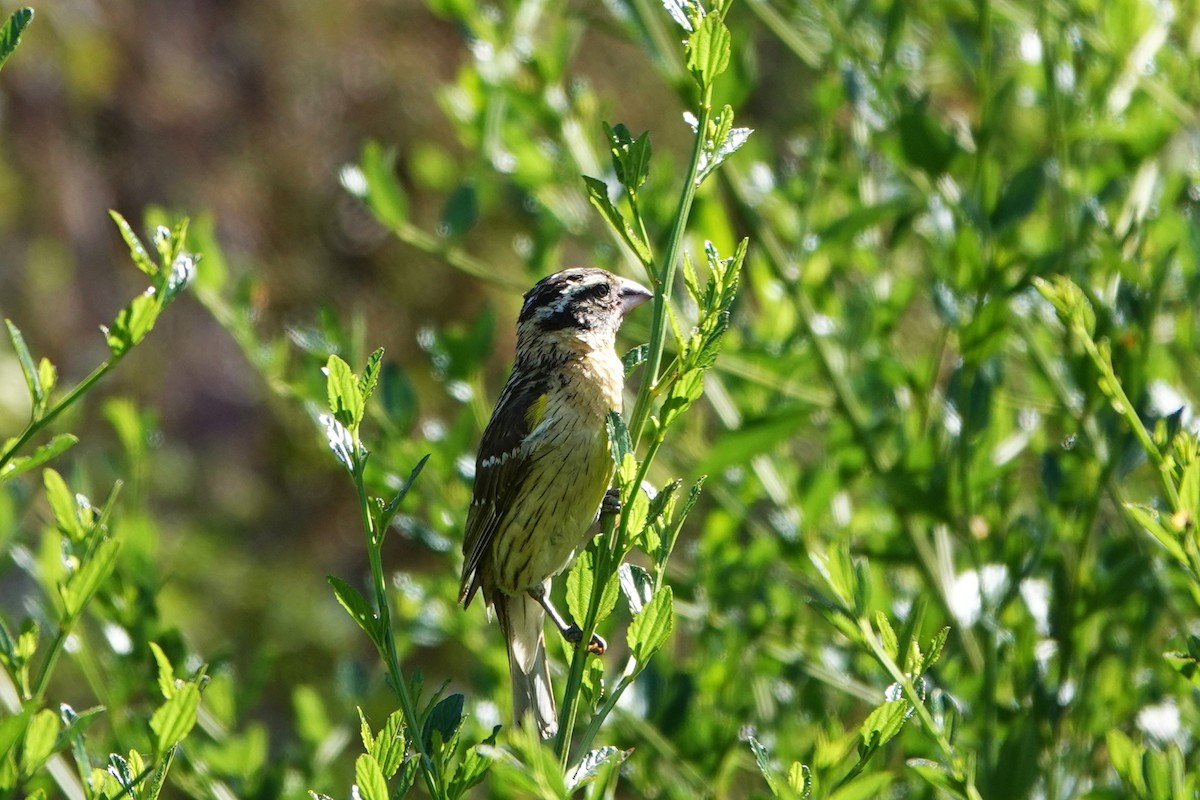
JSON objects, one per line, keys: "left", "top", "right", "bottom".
{"left": 0, "top": 707, "right": 31, "bottom": 760}
{"left": 566, "top": 746, "right": 631, "bottom": 791}
{"left": 60, "top": 538, "right": 120, "bottom": 619}
{"left": 149, "top": 641, "right": 178, "bottom": 699}
{"left": 20, "top": 708, "right": 61, "bottom": 775}
{"left": 325, "top": 354, "right": 363, "bottom": 429}
{"left": 150, "top": 682, "right": 200, "bottom": 754}
{"left": 354, "top": 753, "right": 389, "bottom": 800}
{"left": 874, "top": 611, "right": 898, "bottom": 660}
{"left": 371, "top": 709, "right": 407, "bottom": 779}
{"left": 628, "top": 585, "right": 673, "bottom": 665}
{"left": 748, "top": 736, "right": 783, "bottom": 797}
{"left": 686, "top": 13, "right": 730, "bottom": 87}
{"left": 358, "top": 347, "right": 384, "bottom": 405}
{"left": 6, "top": 318, "right": 42, "bottom": 411}
{"left": 0, "top": 435, "right": 78, "bottom": 483}
{"left": 109, "top": 211, "right": 158, "bottom": 276}
{"left": 358, "top": 140, "right": 409, "bottom": 228}
{"left": 105, "top": 291, "right": 160, "bottom": 357}
{"left": 618, "top": 563, "right": 655, "bottom": 615}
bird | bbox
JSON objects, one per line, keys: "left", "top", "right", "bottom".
{"left": 459, "top": 267, "right": 653, "bottom": 739}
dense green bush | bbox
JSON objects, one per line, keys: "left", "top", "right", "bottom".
{"left": 3, "top": 0, "right": 1200, "bottom": 797}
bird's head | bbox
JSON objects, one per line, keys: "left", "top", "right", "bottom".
{"left": 516, "top": 268, "right": 652, "bottom": 356}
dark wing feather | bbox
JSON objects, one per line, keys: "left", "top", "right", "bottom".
{"left": 459, "top": 371, "right": 548, "bottom": 605}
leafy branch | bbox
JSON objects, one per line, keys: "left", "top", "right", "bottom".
{"left": 1, "top": 213, "right": 197, "bottom": 480}
{"left": 553, "top": 0, "right": 751, "bottom": 768}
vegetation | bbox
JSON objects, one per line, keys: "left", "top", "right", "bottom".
{"left": 2, "top": 0, "right": 1200, "bottom": 797}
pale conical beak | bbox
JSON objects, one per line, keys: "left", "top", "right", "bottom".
{"left": 617, "top": 277, "right": 653, "bottom": 316}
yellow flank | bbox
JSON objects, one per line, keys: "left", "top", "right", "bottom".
{"left": 525, "top": 393, "right": 549, "bottom": 429}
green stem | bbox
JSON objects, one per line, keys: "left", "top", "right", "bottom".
{"left": 627, "top": 94, "right": 713, "bottom": 448}
{"left": 554, "top": 510, "right": 619, "bottom": 762}
{"left": 352, "top": 458, "right": 443, "bottom": 799}
{"left": 0, "top": 358, "right": 118, "bottom": 472}
{"left": 858, "top": 619, "right": 983, "bottom": 800}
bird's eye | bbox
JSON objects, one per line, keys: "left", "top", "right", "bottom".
{"left": 584, "top": 283, "right": 611, "bottom": 300}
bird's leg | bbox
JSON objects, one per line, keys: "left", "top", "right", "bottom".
{"left": 600, "top": 487, "right": 622, "bottom": 518}
{"left": 528, "top": 585, "right": 606, "bottom": 655}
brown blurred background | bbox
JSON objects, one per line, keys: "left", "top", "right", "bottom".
{"left": 0, "top": 0, "right": 698, "bottom": 733}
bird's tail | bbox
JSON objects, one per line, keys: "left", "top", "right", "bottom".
{"left": 494, "top": 586, "right": 557, "bottom": 739}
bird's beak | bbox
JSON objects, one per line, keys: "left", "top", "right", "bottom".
{"left": 616, "top": 277, "right": 653, "bottom": 316}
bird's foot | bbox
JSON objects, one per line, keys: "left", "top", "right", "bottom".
{"left": 601, "top": 487, "right": 622, "bottom": 517}
{"left": 563, "top": 625, "right": 608, "bottom": 655}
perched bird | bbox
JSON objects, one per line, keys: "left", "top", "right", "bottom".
{"left": 459, "top": 267, "right": 652, "bottom": 739}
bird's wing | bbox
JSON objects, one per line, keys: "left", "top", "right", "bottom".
{"left": 459, "top": 371, "right": 551, "bottom": 605}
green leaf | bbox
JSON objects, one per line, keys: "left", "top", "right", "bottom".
{"left": 829, "top": 772, "right": 894, "bottom": 800}
{"left": 875, "top": 612, "right": 899, "bottom": 660}
{"left": 371, "top": 709, "right": 407, "bottom": 779}
{"left": 606, "top": 411, "right": 632, "bottom": 469}
{"left": 686, "top": 13, "right": 731, "bottom": 87}
{"left": 149, "top": 641, "right": 179, "bottom": 699}
{"left": 358, "top": 347, "right": 384, "bottom": 405}
{"left": 60, "top": 537, "right": 120, "bottom": 619}
{"left": 20, "top": 708, "right": 61, "bottom": 776}
{"left": 618, "top": 563, "right": 654, "bottom": 615}
{"left": 109, "top": 211, "right": 158, "bottom": 276}
{"left": 922, "top": 627, "right": 950, "bottom": 672}
{"left": 1164, "top": 635, "right": 1200, "bottom": 690}
{"left": 150, "top": 681, "right": 200, "bottom": 754}
{"left": 448, "top": 734, "right": 499, "bottom": 799}
{"left": 1178, "top": 457, "right": 1200, "bottom": 523}
{"left": 788, "top": 762, "right": 812, "bottom": 795}
{"left": 6, "top": 319, "right": 42, "bottom": 411}
{"left": 16, "top": 619, "right": 38, "bottom": 660}
{"left": 0, "top": 8, "right": 33, "bottom": 73}
{"left": 749, "top": 736, "right": 783, "bottom": 797}
{"left": 604, "top": 123, "right": 652, "bottom": 192}
{"left": 42, "top": 469, "right": 82, "bottom": 539}
{"left": 622, "top": 343, "right": 648, "bottom": 377}
{"left": 1124, "top": 503, "right": 1188, "bottom": 565}
{"left": 628, "top": 585, "right": 673, "bottom": 665}
{"left": 105, "top": 291, "right": 161, "bottom": 357}
{"left": 582, "top": 176, "right": 652, "bottom": 264}
{"left": 325, "top": 354, "right": 364, "bottom": 429}
{"left": 897, "top": 96, "right": 959, "bottom": 176}
{"left": 354, "top": 753, "right": 389, "bottom": 800}
{"left": 625, "top": 486, "right": 650, "bottom": 548}
{"left": 566, "top": 548, "right": 596, "bottom": 627}
{"left": 355, "top": 140, "right": 409, "bottom": 227}
{"left": 0, "top": 435, "right": 77, "bottom": 483}
{"left": 0, "top": 707, "right": 31, "bottom": 760}
{"left": 328, "top": 576, "right": 381, "bottom": 646}
{"left": 440, "top": 181, "right": 478, "bottom": 239}
{"left": 357, "top": 707, "right": 375, "bottom": 753}
{"left": 566, "top": 746, "right": 631, "bottom": 791}
{"left": 422, "top": 692, "right": 464, "bottom": 753}
{"left": 378, "top": 453, "right": 430, "bottom": 533}
{"left": 859, "top": 698, "right": 908, "bottom": 755}
{"left": 819, "top": 197, "right": 915, "bottom": 245}
{"left": 990, "top": 162, "right": 1045, "bottom": 231}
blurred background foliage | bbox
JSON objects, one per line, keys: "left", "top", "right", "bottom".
{"left": 3, "top": 0, "right": 1200, "bottom": 797}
